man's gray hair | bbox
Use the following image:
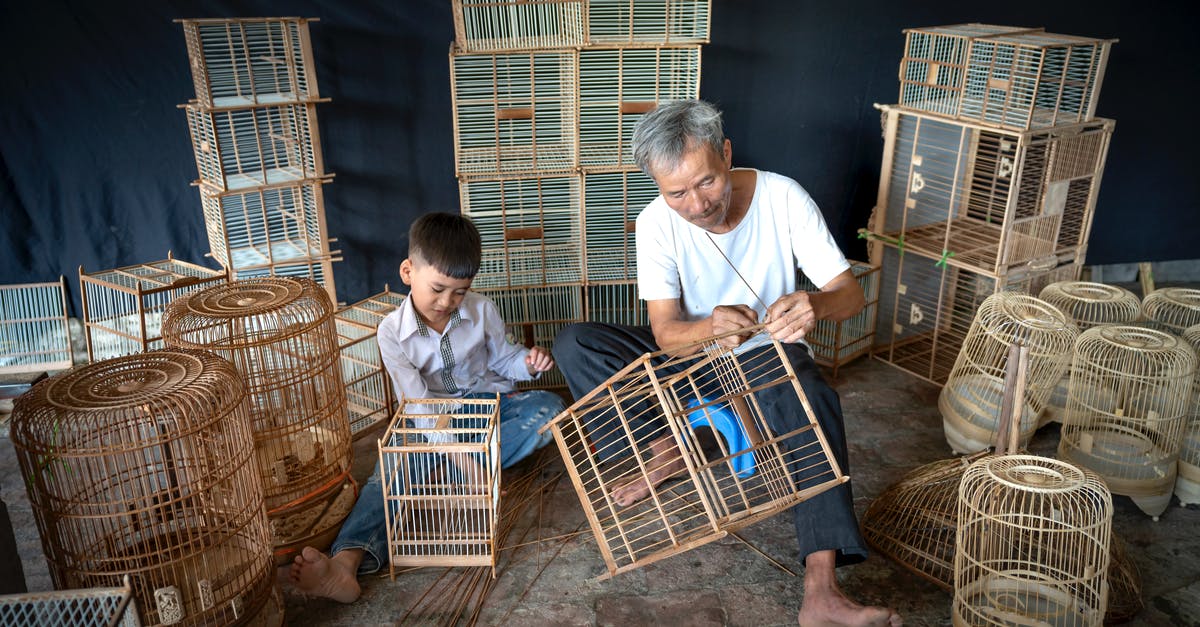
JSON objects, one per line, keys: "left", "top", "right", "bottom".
{"left": 631, "top": 99, "right": 725, "bottom": 177}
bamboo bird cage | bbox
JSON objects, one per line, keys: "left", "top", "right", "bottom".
{"left": 0, "top": 278, "right": 73, "bottom": 375}
{"left": 160, "top": 277, "right": 355, "bottom": 563}
{"left": 541, "top": 326, "right": 848, "bottom": 578}
{"left": 939, "top": 293, "right": 1077, "bottom": 454}
{"left": 1037, "top": 281, "right": 1142, "bottom": 426}
{"left": 586, "top": 0, "right": 711, "bottom": 46}
{"left": 1057, "top": 325, "right": 1197, "bottom": 519}
{"left": 475, "top": 283, "right": 582, "bottom": 391}
{"left": 1140, "top": 287, "right": 1200, "bottom": 336}
{"left": 379, "top": 397, "right": 501, "bottom": 577}
{"left": 585, "top": 282, "right": 649, "bottom": 328}
{"left": 1176, "top": 324, "right": 1200, "bottom": 507}
{"left": 953, "top": 454, "right": 1113, "bottom": 627}
{"left": 334, "top": 287, "right": 407, "bottom": 439}
{"left": 178, "top": 17, "right": 320, "bottom": 109}
{"left": 582, "top": 169, "right": 658, "bottom": 283}
{"left": 0, "top": 576, "right": 140, "bottom": 626}
{"left": 795, "top": 261, "right": 881, "bottom": 377}
{"left": 184, "top": 103, "right": 326, "bottom": 195}
{"left": 898, "top": 24, "right": 1115, "bottom": 131}
{"left": 451, "top": 0, "right": 585, "bottom": 52}
{"left": 10, "top": 350, "right": 281, "bottom": 626}
{"left": 79, "top": 254, "right": 229, "bottom": 363}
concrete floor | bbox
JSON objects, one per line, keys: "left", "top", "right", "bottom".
{"left": 3, "top": 350, "right": 1199, "bottom": 626}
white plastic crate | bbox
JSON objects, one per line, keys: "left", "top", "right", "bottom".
{"left": 579, "top": 46, "right": 701, "bottom": 168}
{"left": 450, "top": 48, "right": 578, "bottom": 176}
{"left": 452, "top": 0, "right": 585, "bottom": 52}
{"left": 898, "top": 23, "right": 1115, "bottom": 130}
{"left": 461, "top": 174, "right": 583, "bottom": 288}
{"left": 179, "top": 17, "right": 320, "bottom": 108}
{"left": 582, "top": 168, "right": 659, "bottom": 282}
{"left": 335, "top": 287, "right": 408, "bottom": 438}
{"left": 185, "top": 102, "right": 326, "bottom": 193}
{"left": 869, "top": 105, "right": 1112, "bottom": 277}
{"left": 79, "top": 254, "right": 228, "bottom": 362}
{"left": 0, "top": 278, "right": 73, "bottom": 375}
{"left": 794, "top": 261, "right": 880, "bottom": 376}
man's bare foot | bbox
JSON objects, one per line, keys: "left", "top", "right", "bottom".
{"left": 610, "top": 435, "right": 688, "bottom": 507}
{"left": 797, "top": 591, "right": 901, "bottom": 627}
{"left": 287, "top": 546, "right": 363, "bottom": 604}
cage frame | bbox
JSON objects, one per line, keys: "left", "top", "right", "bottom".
{"left": 897, "top": 23, "right": 1116, "bottom": 131}
{"left": 177, "top": 16, "right": 322, "bottom": 109}
{"left": 585, "top": 0, "right": 712, "bottom": 47}
{"left": 379, "top": 396, "right": 502, "bottom": 577}
{"left": 0, "top": 277, "right": 74, "bottom": 375}
{"left": 79, "top": 252, "right": 229, "bottom": 363}
{"left": 451, "top": 0, "right": 586, "bottom": 53}
{"left": 1177, "top": 324, "right": 1200, "bottom": 506}
{"left": 335, "top": 285, "right": 408, "bottom": 439}
{"left": 541, "top": 325, "right": 850, "bottom": 578}
{"left": 0, "top": 575, "right": 141, "bottom": 626}
{"left": 794, "top": 261, "right": 881, "bottom": 376}
{"left": 867, "top": 104, "right": 1114, "bottom": 278}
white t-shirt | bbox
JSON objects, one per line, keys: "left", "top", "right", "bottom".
{"left": 636, "top": 168, "right": 850, "bottom": 350}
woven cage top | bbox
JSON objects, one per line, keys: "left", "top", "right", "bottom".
{"left": 1038, "top": 281, "right": 1141, "bottom": 329}
{"left": 966, "top": 293, "right": 1078, "bottom": 358}
{"left": 1141, "top": 287, "right": 1200, "bottom": 334}
{"left": 1075, "top": 325, "right": 1197, "bottom": 376}
{"left": 10, "top": 349, "right": 244, "bottom": 454}
{"left": 161, "top": 277, "right": 333, "bottom": 349}
{"left": 959, "top": 455, "right": 1112, "bottom": 531}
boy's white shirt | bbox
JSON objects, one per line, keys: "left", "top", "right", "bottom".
{"left": 377, "top": 291, "right": 534, "bottom": 441}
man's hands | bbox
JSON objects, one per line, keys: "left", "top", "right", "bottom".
{"left": 710, "top": 304, "right": 759, "bottom": 347}
{"left": 525, "top": 346, "right": 555, "bottom": 375}
{"left": 764, "top": 291, "right": 817, "bottom": 344}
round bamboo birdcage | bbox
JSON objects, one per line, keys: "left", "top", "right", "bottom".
{"left": 1058, "top": 325, "right": 1197, "bottom": 519}
{"left": 1038, "top": 282, "right": 1143, "bottom": 426}
{"left": 9, "top": 350, "right": 281, "bottom": 626}
{"left": 1175, "top": 324, "right": 1200, "bottom": 506}
{"left": 161, "top": 277, "right": 355, "bottom": 565}
{"left": 953, "top": 455, "right": 1112, "bottom": 627}
{"left": 939, "top": 293, "right": 1078, "bottom": 454}
{"left": 1140, "top": 287, "right": 1200, "bottom": 335}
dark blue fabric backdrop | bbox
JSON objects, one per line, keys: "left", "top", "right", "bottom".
{"left": 1, "top": 0, "right": 1196, "bottom": 317}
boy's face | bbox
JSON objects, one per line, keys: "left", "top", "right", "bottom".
{"left": 400, "top": 258, "right": 473, "bottom": 330}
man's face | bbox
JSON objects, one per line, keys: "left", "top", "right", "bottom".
{"left": 651, "top": 139, "right": 734, "bottom": 232}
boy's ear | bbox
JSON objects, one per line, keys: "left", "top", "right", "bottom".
{"left": 399, "top": 258, "right": 414, "bottom": 286}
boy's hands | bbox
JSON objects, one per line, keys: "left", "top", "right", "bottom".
{"left": 526, "top": 346, "right": 555, "bottom": 375}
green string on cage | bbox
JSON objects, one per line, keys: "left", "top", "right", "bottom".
{"left": 935, "top": 249, "right": 956, "bottom": 268}
{"left": 857, "top": 229, "right": 904, "bottom": 253}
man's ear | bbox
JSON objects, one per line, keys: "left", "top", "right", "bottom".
{"left": 399, "top": 258, "right": 414, "bottom": 285}
{"left": 722, "top": 138, "right": 733, "bottom": 168}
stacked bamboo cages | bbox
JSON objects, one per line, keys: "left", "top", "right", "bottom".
{"left": 1140, "top": 287, "right": 1200, "bottom": 336}
{"left": 794, "top": 261, "right": 881, "bottom": 376}
{"left": 78, "top": 254, "right": 228, "bottom": 363}
{"left": 939, "top": 293, "right": 1077, "bottom": 454}
{"left": 898, "top": 24, "right": 1115, "bottom": 131}
{"left": 1037, "top": 281, "right": 1142, "bottom": 425}
{"left": 582, "top": 169, "right": 658, "bottom": 283}
{"left": 0, "top": 278, "right": 73, "bottom": 375}
{"left": 586, "top": 282, "right": 649, "bottom": 328}
{"left": 475, "top": 284, "right": 583, "bottom": 390}
{"left": 1058, "top": 325, "right": 1196, "bottom": 519}
{"left": 586, "top": 0, "right": 711, "bottom": 46}
{"left": 541, "top": 327, "right": 847, "bottom": 577}
{"left": 179, "top": 17, "right": 339, "bottom": 301}
{"left": 334, "top": 287, "right": 407, "bottom": 438}
{"left": 10, "top": 350, "right": 281, "bottom": 626}
{"left": 379, "top": 397, "right": 501, "bottom": 577}
{"left": 160, "top": 277, "right": 354, "bottom": 563}
{"left": 1176, "top": 325, "right": 1200, "bottom": 506}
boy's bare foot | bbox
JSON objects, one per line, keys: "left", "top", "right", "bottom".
{"left": 288, "top": 546, "right": 362, "bottom": 604}
{"left": 610, "top": 435, "right": 688, "bottom": 507}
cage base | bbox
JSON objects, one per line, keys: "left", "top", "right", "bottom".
{"left": 953, "top": 573, "right": 1101, "bottom": 627}
{"left": 1174, "top": 462, "right": 1200, "bottom": 507}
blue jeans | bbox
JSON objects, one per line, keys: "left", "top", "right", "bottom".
{"left": 329, "top": 390, "right": 562, "bottom": 574}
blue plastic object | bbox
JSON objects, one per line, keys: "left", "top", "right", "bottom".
{"left": 685, "top": 397, "right": 756, "bottom": 477}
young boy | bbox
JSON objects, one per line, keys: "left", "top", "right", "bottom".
{"left": 288, "top": 212, "right": 563, "bottom": 603}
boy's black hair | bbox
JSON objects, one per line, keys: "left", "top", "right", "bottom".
{"left": 408, "top": 212, "right": 482, "bottom": 279}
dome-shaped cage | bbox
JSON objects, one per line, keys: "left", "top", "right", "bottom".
{"left": 939, "top": 293, "right": 1078, "bottom": 454}
{"left": 1176, "top": 324, "right": 1200, "bottom": 506}
{"left": 1140, "top": 287, "right": 1200, "bottom": 335}
{"left": 954, "top": 455, "right": 1112, "bottom": 627}
{"left": 161, "top": 277, "right": 354, "bottom": 564}
{"left": 10, "top": 350, "right": 281, "bottom": 626}
{"left": 1038, "top": 282, "right": 1142, "bottom": 426}
{"left": 1057, "top": 325, "right": 1197, "bottom": 518}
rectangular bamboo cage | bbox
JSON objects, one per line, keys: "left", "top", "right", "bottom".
{"left": 336, "top": 287, "right": 408, "bottom": 439}
{"left": 586, "top": 282, "right": 650, "bottom": 327}
{"left": 451, "top": 0, "right": 585, "bottom": 52}
{"left": 461, "top": 174, "right": 583, "bottom": 288}
{"left": 897, "top": 23, "right": 1115, "bottom": 131}
{"left": 587, "top": 0, "right": 712, "bottom": 46}
{"left": 0, "top": 278, "right": 73, "bottom": 375}
{"left": 542, "top": 328, "right": 849, "bottom": 577}
{"left": 380, "top": 397, "right": 501, "bottom": 576}
{"left": 0, "top": 576, "right": 140, "bottom": 626}
{"left": 79, "top": 254, "right": 228, "bottom": 362}
{"left": 582, "top": 168, "right": 659, "bottom": 282}
{"left": 450, "top": 48, "right": 578, "bottom": 176}
{"left": 179, "top": 17, "right": 320, "bottom": 109}
{"left": 185, "top": 102, "right": 327, "bottom": 193}
{"left": 200, "top": 181, "right": 337, "bottom": 277}
{"left": 579, "top": 46, "right": 701, "bottom": 168}
{"left": 231, "top": 255, "right": 340, "bottom": 303}
{"left": 475, "top": 283, "right": 583, "bottom": 391}
{"left": 871, "top": 243, "right": 1081, "bottom": 385}
{"left": 869, "top": 105, "right": 1113, "bottom": 277}
{"left": 795, "top": 261, "right": 880, "bottom": 376}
